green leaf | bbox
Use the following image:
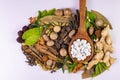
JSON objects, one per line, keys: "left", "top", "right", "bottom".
{"left": 66, "top": 62, "right": 77, "bottom": 73}
{"left": 86, "top": 10, "right": 96, "bottom": 30}
{"left": 41, "top": 10, "right": 47, "bottom": 17}
{"left": 100, "top": 62, "right": 108, "bottom": 70}
{"left": 25, "top": 35, "right": 39, "bottom": 46}
{"left": 62, "top": 66, "right": 65, "bottom": 73}
{"left": 22, "top": 26, "right": 43, "bottom": 46}
{"left": 47, "top": 8, "right": 56, "bottom": 15}
{"left": 91, "top": 34, "right": 97, "bottom": 41}
{"left": 86, "top": 19, "right": 91, "bottom": 30}
{"left": 93, "top": 62, "right": 108, "bottom": 77}
{"left": 37, "top": 11, "right": 42, "bottom": 19}
{"left": 22, "top": 28, "right": 39, "bottom": 40}
{"left": 89, "top": 11, "right": 96, "bottom": 21}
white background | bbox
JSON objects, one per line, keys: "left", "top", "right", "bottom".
{"left": 0, "top": 0, "right": 120, "bottom": 80}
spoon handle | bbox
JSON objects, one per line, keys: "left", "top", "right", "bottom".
{"left": 78, "top": 0, "right": 86, "bottom": 33}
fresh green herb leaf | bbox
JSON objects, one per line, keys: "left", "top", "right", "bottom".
{"left": 22, "top": 26, "right": 43, "bottom": 46}
{"left": 61, "top": 56, "right": 71, "bottom": 73}
{"left": 98, "top": 63, "right": 103, "bottom": 73}
{"left": 91, "top": 34, "right": 97, "bottom": 41}
{"left": 86, "top": 10, "right": 96, "bottom": 30}
{"left": 41, "top": 10, "right": 47, "bottom": 17}
{"left": 25, "top": 35, "right": 40, "bottom": 46}
{"left": 47, "top": 8, "right": 56, "bottom": 15}
{"left": 32, "top": 9, "right": 56, "bottom": 27}
{"left": 93, "top": 62, "right": 108, "bottom": 77}
{"left": 89, "top": 11, "right": 96, "bottom": 21}
{"left": 62, "top": 66, "right": 65, "bottom": 73}
{"left": 86, "top": 19, "right": 91, "bottom": 30}
{"left": 66, "top": 62, "right": 77, "bottom": 73}
{"left": 37, "top": 11, "right": 42, "bottom": 20}
{"left": 100, "top": 62, "right": 108, "bottom": 70}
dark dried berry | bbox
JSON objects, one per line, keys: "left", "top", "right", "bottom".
{"left": 55, "top": 62, "right": 63, "bottom": 68}
{"left": 17, "top": 30, "right": 23, "bottom": 36}
{"left": 16, "top": 37, "right": 24, "bottom": 43}
{"left": 22, "top": 26, "right": 29, "bottom": 32}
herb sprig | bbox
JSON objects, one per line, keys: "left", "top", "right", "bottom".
{"left": 93, "top": 62, "right": 108, "bottom": 77}
{"left": 62, "top": 56, "right": 77, "bottom": 73}
{"left": 86, "top": 10, "right": 96, "bottom": 30}
{"left": 32, "top": 8, "right": 56, "bottom": 27}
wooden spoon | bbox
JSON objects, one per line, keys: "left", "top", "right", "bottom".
{"left": 68, "top": 0, "right": 94, "bottom": 63}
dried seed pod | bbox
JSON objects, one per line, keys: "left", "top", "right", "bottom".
{"left": 88, "top": 26, "right": 94, "bottom": 35}
{"left": 95, "top": 30, "right": 101, "bottom": 39}
{"left": 64, "top": 8, "right": 72, "bottom": 16}
{"left": 95, "top": 19, "right": 104, "bottom": 27}
{"left": 55, "top": 9, "right": 63, "bottom": 16}
{"left": 68, "top": 30, "right": 76, "bottom": 38}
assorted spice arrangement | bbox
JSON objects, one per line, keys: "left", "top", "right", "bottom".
{"left": 16, "top": 8, "right": 114, "bottom": 79}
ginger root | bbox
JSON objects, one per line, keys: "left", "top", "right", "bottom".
{"left": 87, "top": 25, "right": 114, "bottom": 69}
{"left": 87, "top": 51, "right": 104, "bottom": 70}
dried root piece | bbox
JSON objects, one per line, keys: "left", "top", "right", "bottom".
{"left": 103, "top": 51, "right": 110, "bottom": 67}
{"left": 87, "top": 51, "right": 104, "bottom": 70}
{"left": 87, "top": 60, "right": 98, "bottom": 70}
{"left": 109, "top": 57, "right": 115, "bottom": 65}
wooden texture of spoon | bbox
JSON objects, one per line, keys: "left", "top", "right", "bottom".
{"left": 68, "top": 0, "right": 94, "bottom": 63}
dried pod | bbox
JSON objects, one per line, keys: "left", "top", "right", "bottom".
{"left": 68, "top": 30, "right": 76, "bottom": 38}
{"left": 64, "top": 8, "right": 72, "bottom": 16}
{"left": 95, "top": 19, "right": 104, "bottom": 27}
{"left": 95, "top": 30, "right": 101, "bottom": 39}
{"left": 55, "top": 9, "right": 63, "bottom": 16}
{"left": 88, "top": 26, "right": 94, "bottom": 35}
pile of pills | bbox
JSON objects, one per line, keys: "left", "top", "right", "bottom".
{"left": 71, "top": 39, "right": 91, "bottom": 61}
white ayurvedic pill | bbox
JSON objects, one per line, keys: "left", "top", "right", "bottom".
{"left": 71, "top": 39, "right": 91, "bottom": 61}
